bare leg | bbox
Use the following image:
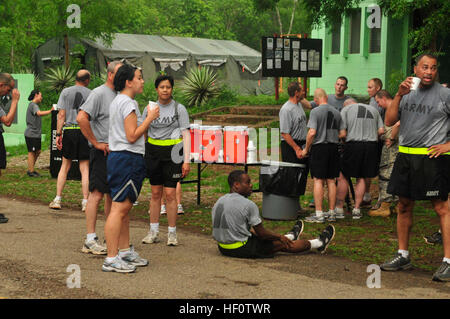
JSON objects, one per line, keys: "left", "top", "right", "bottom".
{"left": 327, "top": 178, "right": 337, "bottom": 211}
{"left": 85, "top": 190, "right": 104, "bottom": 234}
{"left": 56, "top": 157, "right": 72, "bottom": 197}
{"left": 397, "top": 196, "right": 415, "bottom": 251}
{"left": 272, "top": 239, "right": 311, "bottom": 253}
{"left": 164, "top": 187, "right": 177, "bottom": 227}
{"left": 104, "top": 199, "right": 133, "bottom": 258}
{"left": 79, "top": 159, "right": 89, "bottom": 200}
{"left": 176, "top": 182, "right": 182, "bottom": 205}
{"left": 432, "top": 199, "right": 450, "bottom": 258}
{"left": 354, "top": 178, "right": 366, "bottom": 209}
{"left": 313, "top": 178, "right": 324, "bottom": 212}
{"left": 336, "top": 173, "right": 348, "bottom": 209}
{"left": 150, "top": 185, "right": 163, "bottom": 223}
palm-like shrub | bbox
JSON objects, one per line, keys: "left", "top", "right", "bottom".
{"left": 181, "top": 67, "right": 221, "bottom": 107}
{"left": 44, "top": 65, "right": 76, "bottom": 93}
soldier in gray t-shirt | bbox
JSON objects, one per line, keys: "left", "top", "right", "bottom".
{"left": 24, "top": 90, "right": 52, "bottom": 177}
{"left": 302, "top": 89, "right": 346, "bottom": 223}
{"left": 307, "top": 76, "right": 351, "bottom": 111}
{"left": 49, "top": 70, "right": 92, "bottom": 211}
{"left": 380, "top": 54, "right": 450, "bottom": 282}
{"left": 212, "top": 170, "right": 335, "bottom": 258}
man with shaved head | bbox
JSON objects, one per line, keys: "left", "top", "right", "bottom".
{"left": 335, "top": 97, "right": 384, "bottom": 219}
{"left": 302, "top": 88, "right": 345, "bottom": 223}
{"left": 49, "top": 69, "right": 92, "bottom": 211}
{"left": 77, "top": 61, "right": 122, "bottom": 254}
{"left": 0, "top": 73, "right": 20, "bottom": 224}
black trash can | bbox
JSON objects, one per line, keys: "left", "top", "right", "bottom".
{"left": 259, "top": 161, "right": 307, "bottom": 220}
{"left": 49, "top": 110, "right": 81, "bottom": 180}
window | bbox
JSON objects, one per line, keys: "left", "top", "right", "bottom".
{"left": 369, "top": 8, "right": 381, "bottom": 53}
{"left": 349, "top": 9, "right": 361, "bottom": 54}
{"left": 331, "top": 20, "right": 341, "bottom": 54}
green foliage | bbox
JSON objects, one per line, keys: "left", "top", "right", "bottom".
{"left": 181, "top": 67, "right": 221, "bottom": 107}
{"left": 387, "top": 69, "right": 406, "bottom": 97}
{"left": 44, "top": 65, "right": 76, "bottom": 93}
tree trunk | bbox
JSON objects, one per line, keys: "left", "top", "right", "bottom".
{"left": 10, "top": 44, "right": 14, "bottom": 73}
{"left": 275, "top": 6, "right": 283, "bottom": 35}
{"left": 64, "top": 34, "right": 70, "bottom": 69}
{"left": 287, "top": 0, "right": 298, "bottom": 35}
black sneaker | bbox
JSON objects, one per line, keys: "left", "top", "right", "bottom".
{"left": 424, "top": 231, "right": 442, "bottom": 245}
{"left": 27, "top": 171, "right": 35, "bottom": 177}
{"left": 32, "top": 171, "right": 41, "bottom": 177}
{"left": 317, "top": 225, "right": 335, "bottom": 254}
{"left": 432, "top": 261, "right": 450, "bottom": 282}
{"left": 380, "top": 253, "right": 412, "bottom": 271}
{"left": 0, "top": 213, "right": 8, "bottom": 224}
{"left": 286, "top": 220, "right": 304, "bottom": 241}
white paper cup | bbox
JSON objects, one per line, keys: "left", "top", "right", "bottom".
{"left": 149, "top": 101, "right": 158, "bottom": 110}
{"left": 410, "top": 77, "right": 421, "bottom": 90}
{"left": 52, "top": 104, "right": 58, "bottom": 110}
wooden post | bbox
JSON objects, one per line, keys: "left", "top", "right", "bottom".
{"left": 275, "top": 77, "right": 279, "bottom": 101}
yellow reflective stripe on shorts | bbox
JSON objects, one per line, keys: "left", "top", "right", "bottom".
{"left": 399, "top": 146, "right": 450, "bottom": 155}
{"left": 63, "top": 126, "right": 80, "bottom": 130}
{"left": 147, "top": 137, "right": 182, "bottom": 146}
{"left": 218, "top": 240, "right": 247, "bottom": 249}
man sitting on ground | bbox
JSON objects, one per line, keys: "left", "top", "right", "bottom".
{"left": 211, "top": 170, "right": 335, "bottom": 259}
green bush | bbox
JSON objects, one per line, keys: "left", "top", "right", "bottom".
{"left": 387, "top": 69, "right": 406, "bottom": 97}
{"left": 181, "top": 67, "right": 221, "bottom": 107}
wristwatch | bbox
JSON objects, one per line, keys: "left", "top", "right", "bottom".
{"left": 56, "top": 132, "right": 62, "bottom": 137}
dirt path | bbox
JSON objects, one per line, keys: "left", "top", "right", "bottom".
{"left": 0, "top": 196, "right": 448, "bottom": 299}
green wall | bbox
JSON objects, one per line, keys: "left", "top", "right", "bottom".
{"left": 310, "top": 1, "right": 410, "bottom": 96}
{"left": 3, "top": 74, "right": 37, "bottom": 146}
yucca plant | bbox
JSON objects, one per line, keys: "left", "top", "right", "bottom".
{"left": 182, "top": 66, "right": 221, "bottom": 107}
{"left": 44, "top": 65, "right": 76, "bottom": 93}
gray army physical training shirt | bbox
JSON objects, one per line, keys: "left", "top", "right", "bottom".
{"left": 142, "top": 100, "right": 190, "bottom": 140}
{"left": 341, "top": 103, "right": 384, "bottom": 142}
{"left": 310, "top": 94, "right": 351, "bottom": 111}
{"left": 79, "top": 84, "right": 116, "bottom": 145}
{"left": 109, "top": 94, "right": 145, "bottom": 155}
{"left": 370, "top": 96, "right": 385, "bottom": 120}
{"left": 398, "top": 82, "right": 450, "bottom": 147}
{"left": 0, "top": 107, "right": 6, "bottom": 133}
{"left": 24, "top": 102, "right": 42, "bottom": 138}
{"left": 212, "top": 193, "right": 262, "bottom": 244}
{"left": 307, "top": 104, "right": 344, "bottom": 144}
{"left": 57, "top": 85, "right": 91, "bottom": 127}
{"left": 279, "top": 100, "right": 307, "bottom": 141}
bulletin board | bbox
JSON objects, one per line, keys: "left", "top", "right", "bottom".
{"left": 261, "top": 37, "right": 322, "bottom": 78}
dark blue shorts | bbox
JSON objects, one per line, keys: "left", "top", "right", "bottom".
{"left": 107, "top": 151, "right": 146, "bottom": 203}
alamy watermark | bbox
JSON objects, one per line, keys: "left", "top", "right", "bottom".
{"left": 366, "top": 5, "right": 381, "bottom": 29}
{"left": 366, "top": 264, "right": 381, "bottom": 288}
{"left": 67, "top": 4, "right": 81, "bottom": 29}
{"left": 66, "top": 264, "right": 81, "bottom": 289}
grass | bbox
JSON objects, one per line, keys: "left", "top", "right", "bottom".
{"left": 0, "top": 160, "right": 445, "bottom": 273}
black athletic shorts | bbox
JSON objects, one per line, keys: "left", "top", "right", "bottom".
{"left": 0, "top": 133, "right": 6, "bottom": 169}
{"left": 218, "top": 235, "right": 275, "bottom": 259}
{"left": 342, "top": 141, "right": 379, "bottom": 178}
{"left": 89, "top": 148, "right": 110, "bottom": 194}
{"left": 145, "top": 142, "right": 183, "bottom": 188}
{"left": 25, "top": 136, "right": 41, "bottom": 152}
{"left": 62, "top": 128, "right": 90, "bottom": 160}
{"left": 388, "top": 152, "right": 450, "bottom": 201}
{"left": 309, "top": 143, "right": 340, "bottom": 179}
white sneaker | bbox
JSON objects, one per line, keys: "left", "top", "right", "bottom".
{"left": 81, "top": 200, "right": 87, "bottom": 212}
{"left": 49, "top": 198, "right": 61, "bottom": 210}
{"left": 177, "top": 204, "right": 184, "bottom": 215}
{"left": 160, "top": 205, "right": 166, "bottom": 215}
{"left": 167, "top": 232, "right": 178, "bottom": 246}
{"left": 82, "top": 237, "right": 107, "bottom": 255}
{"left": 142, "top": 230, "right": 160, "bottom": 244}
{"left": 352, "top": 209, "right": 362, "bottom": 220}
{"left": 304, "top": 213, "right": 324, "bottom": 223}
{"left": 335, "top": 207, "right": 345, "bottom": 219}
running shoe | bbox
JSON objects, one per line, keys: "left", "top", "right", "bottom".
{"left": 142, "top": 230, "right": 160, "bottom": 244}
{"left": 49, "top": 198, "right": 61, "bottom": 210}
{"left": 81, "top": 237, "right": 107, "bottom": 255}
{"left": 317, "top": 225, "right": 335, "bottom": 254}
{"left": 167, "top": 232, "right": 178, "bottom": 246}
{"left": 380, "top": 253, "right": 412, "bottom": 271}
{"left": 423, "top": 231, "right": 442, "bottom": 245}
{"left": 432, "top": 261, "right": 450, "bottom": 282}
{"left": 120, "top": 245, "right": 149, "bottom": 267}
{"left": 285, "top": 219, "right": 304, "bottom": 241}
{"left": 102, "top": 256, "right": 136, "bottom": 273}
{"left": 177, "top": 204, "right": 185, "bottom": 215}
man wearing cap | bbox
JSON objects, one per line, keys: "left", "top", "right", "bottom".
{"left": 379, "top": 53, "right": 450, "bottom": 282}
{"left": 0, "top": 73, "right": 20, "bottom": 223}
{"left": 49, "top": 70, "right": 91, "bottom": 211}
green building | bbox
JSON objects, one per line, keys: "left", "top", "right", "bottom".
{"left": 1, "top": 74, "right": 38, "bottom": 147}
{"left": 310, "top": 1, "right": 411, "bottom": 96}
